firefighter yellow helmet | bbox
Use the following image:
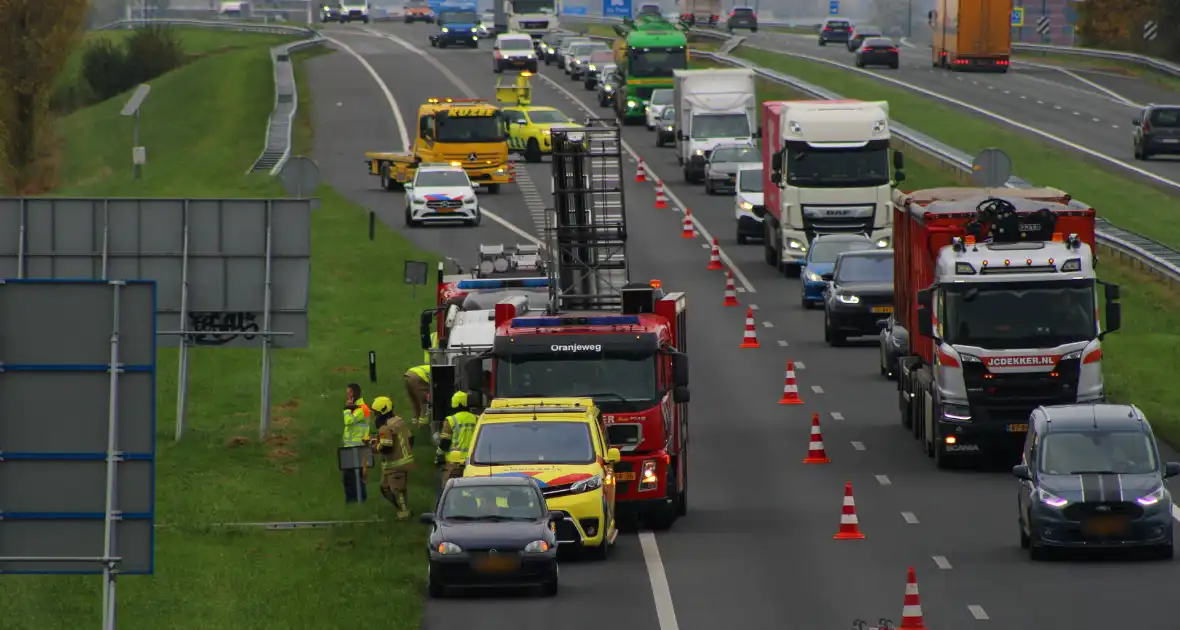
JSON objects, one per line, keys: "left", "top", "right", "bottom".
{"left": 451, "top": 391, "right": 468, "bottom": 409}
{"left": 371, "top": 396, "right": 394, "bottom": 414}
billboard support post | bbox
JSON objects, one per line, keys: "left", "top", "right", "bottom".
{"left": 100, "top": 282, "right": 124, "bottom": 630}
{"left": 260, "top": 200, "right": 275, "bottom": 440}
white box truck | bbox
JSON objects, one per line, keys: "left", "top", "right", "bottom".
{"left": 672, "top": 68, "right": 758, "bottom": 183}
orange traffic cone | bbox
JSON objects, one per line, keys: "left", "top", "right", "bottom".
{"left": 777, "top": 361, "right": 803, "bottom": 405}
{"left": 681, "top": 209, "right": 696, "bottom": 239}
{"left": 739, "top": 307, "right": 759, "bottom": 348}
{"left": 722, "top": 270, "right": 739, "bottom": 307}
{"left": 833, "top": 482, "right": 865, "bottom": 540}
{"left": 802, "top": 413, "right": 830, "bottom": 463}
{"left": 636, "top": 159, "right": 647, "bottom": 183}
{"left": 706, "top": 238, "right": 723, "bottom": 270}
{"left": 654, "top": 182, "right": 668, "bottom": 209}
{"left": 899, "top": 567, "right": 927, "bottom": 629}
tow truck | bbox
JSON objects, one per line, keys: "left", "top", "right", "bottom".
{"left": 476, "top": 120, "right": 691, "bottom": 529}
{"left": 496, "top": 73, "right": 578, "bottom": 162}
{"left": 365, "top": 97, "right": 512, "bottom": 193}
{"left": 892, "top": 186, "right": 1121, "bottom": 468}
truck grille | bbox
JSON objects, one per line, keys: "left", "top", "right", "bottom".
{"left": 425, "top": 199, "right": 463, "bottom": 210}
{"left": 634, "top": 86, "right": 657, "bottom": 99}
{"left": 520, "top": 20, "right": 548, "bottom": 29}
{"left": 963, "top": 357, "right": 1081, "bottom": 420}
{"left": 1063, "top": 502, "right": 1143, "bottom": 521}
{"left": 441, "top": 152, "right": 501, "bottom": 165}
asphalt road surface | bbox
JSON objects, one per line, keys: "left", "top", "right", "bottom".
{"left": 306, "top": 22, "right": 1180, "bottom": 630}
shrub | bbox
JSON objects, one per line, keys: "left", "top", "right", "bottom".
{"left": 81, "top": 38, "right": 129, "bottom": 102}
{"left": 81, "top": 26, "right": 185, "bottom": 104}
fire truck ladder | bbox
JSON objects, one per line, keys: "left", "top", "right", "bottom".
{"left": 546, "top": 119, "right": 629, "bottom": 311}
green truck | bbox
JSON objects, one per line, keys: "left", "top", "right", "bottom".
{"left": 610, "top": 16, "right": 690, "bottom": 124}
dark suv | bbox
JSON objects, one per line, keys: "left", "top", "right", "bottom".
{"left": 1132, "top": 105, "right": 1180, "bottom": 160}
{"left": 818, "top": 18, "right": 852, "bottom": 45}
{"left": 726, "top": 6, "right": 758, "bottom": 32}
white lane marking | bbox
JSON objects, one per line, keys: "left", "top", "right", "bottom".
{"left": 830, "top": 412, "right": 844, "bottom": 421}
{"left": 1171, "top": 504, "right": 1180, "bottom": 523}
{"left": 851, "top": 441, "right": 866, "bottom": 451}
{"left": 810, "top": 385, "right": 824, "bottom": 394}
{"left": 901, "top": 511, "right": 918, "bottom": 524}
{"left": 736, "top": 287, "right": 747, "bottom": 293}
{"left": 748, "top": 304, "right": 759, "bottom": 310}
{"left": 1033, "top": 62, "right": 1140, "bottom": 107}
{"left": 933, "top": 555, "right": 952, "bottom": 569}
{"left": 1072, "top": 111, "right": 1081, "bottom": 116}
{"left": 875, "top": 474, "right": 891, "bottom": 486}
{"left": 794, "top": 361, "right": 805, "bottom": 369}
{"left": 531, "top": 71, "right": 757, "bottom": 293}
{"left": 700, "top": 242, "right": 711, "bottom": 249}
{"left": 761, "top": 321, "right": 774, "bottom": 328}
{"left": 361, "top": 27, "right": 480, "bottom": 98}
{"left": 968, "top": 605, "right": 989, "bottom": 620}
{"left": 640, "top": 532, "right": 681, "bottom": 630}
{"left": 777, "top": 339, "right": 788, "bottom": 346}
{"left": 324, "top": 37, "right": 409, "bottom": 149}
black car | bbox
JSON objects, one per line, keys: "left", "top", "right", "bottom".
{"left": 846, "top": 24, "right": 883, "bottom": 51}
{"left": 1132, "top": 104, "right": 1180, "bottom": 160}
{"left": 818, "top": 18, "right": 852, "bottom": 45}
{"left": 855, "top": 37, "right": 899, "bottom": 69}
{"left": 655, "top": 106, "right": 676, "bottom": 146}
{"left": 726, "top": 6, "right": 758, "bottom": 32}
{"left": 876, "top": 313, "right": 907, "bottom": 380}
{"left": 422, "top": 476, "right": 562, "bottom": 597}
{"left": 1014, "top": 404, "right": 1179, "bottom": 560}
{"left": 541, "top": 33, "right": 570, "bottom": 64}
{"left": 822, "top": 249, "right": 894, "bottom": 345}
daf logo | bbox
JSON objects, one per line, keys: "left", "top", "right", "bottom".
{"left": 488, "top": 549, "right": 498, "bottom": 555}
{"left": 1096, "top": 505, "right": 1111, "bottom": 512}
{"left": 468, "top": 152, "right": 478, "bottom": 162}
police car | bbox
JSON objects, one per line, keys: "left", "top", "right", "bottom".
{"left": 404, "top": 164, "right": 481, "bottom": 227}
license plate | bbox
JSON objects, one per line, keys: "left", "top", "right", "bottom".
{"left": 1083, "top": 516, "right": 1129, "bottom": 536}
{"left": 1007, "top": 423, "right": 1028, "bottom": 433}
{"left": 871, "top": 306, "right": 893, "bottom": 313}
{"left": 436, "top": 207, "right": 455, "bottom": 213}
{"left": 474, "top": 555, "right": 518, "bottom": 573}
{"left": 615, "top": 472, "right": 636, "bottom": 481}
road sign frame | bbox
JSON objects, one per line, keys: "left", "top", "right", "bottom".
{"left": 1010, "top": 7, "right": 1024, "bottom": 27}
{"left": 829, "top": 0, "right": 840, "bottom": 16}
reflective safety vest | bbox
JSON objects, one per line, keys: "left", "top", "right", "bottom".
{"left": 423, "top": 332, "right": 438, "bottom": 364}
{"left": 342, "top": 399, "right": 372, "bottom": 446}
{"left": 407, "top": 365, "right": 431, "bottom": 383}
{"left": 443, "top": 411, "right": 478, "bottom": 464}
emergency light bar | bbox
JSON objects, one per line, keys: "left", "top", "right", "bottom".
{"left": 456, "top": 278, "right": 549, "bottom": 289}
{"left": 511, "top": 315, "right": 642, "bottom": 327}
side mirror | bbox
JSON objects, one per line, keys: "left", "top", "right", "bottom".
{"left": 771, "top": 152, "right": 783, "bottom": 171}
{"left": 1100, "top": 301, "right": 1121, "bottom": 339}
{"left": 770, "top": 172, "right": 781, "bottom": 185}
{"left": 893, "top": 169, "right": 906, "bottom": 184}
{"left": 548, "top": 510, "right": 565, "bottom": 523}
{"left": 876, "top": 318, "right": 889, "bottom": 330}
{"left": 821, "top": 272, "right": 834, "bottom": 281}
{"left": 677, "top": 131, "right": 687, "bottom": 140}
{"left": 1165, "top": 462, "right": 1180, "bottom": 479}
{"left": 605, "top": 447, "right": 621, "bottom": 464}
{"left": 672, "top": 385, "right": 690, "bottom": 403}
{"left": 1103, "top": 281, "right": 1120, "bottom": 301}
{"left": 419, "top": 512, "right": 435, "bottom": 524}
{"left": 404, "top": 181, "right": 414, "bottom": 190}
{"left": 419, "top": 311, "right": 434, "bottom": 349}
{"left": 916, "top": 287, "right": 932, "bottom": 309}
{"left": 672, "top": 352, "right": 689, "bottom": 386}
{"left": 1132, "top": 118, "right": 1141, "bottom": 126}
{"left": 1012, "top": 464, "right": 1032, "bottom": 481}
{"left": 916, "top": 307, "right": 933, "bottom": 338}
{"left": 753, "top": 125, "right": 762, "bottom": 138}
{"left": 893, "top": 151, "right": 905, "bottom": 169}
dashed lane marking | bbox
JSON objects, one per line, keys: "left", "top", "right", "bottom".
{"left": 777, "top": 340, "right": 788, "bottom": 347}
{"left": 901, "top": 511, "right": 918, "bottom": 524}
{"left": 761, "top": 321, "right": 774, "bottom": 328}
{"left": 810, "top": 385, "right": 824, "bottom": 394}
{"left": 736, "top": 287, "right": 747, "bottom": 293}
{"left": 794, "top": 361, "right": 805, "bottom": 369}
{"left": 968, "top": 605, "right": 989, "bottom": 620}
{"left": 640, "top": 532, "right": 681, "bottom": 630}
{"left": 830, "top": 412, "right": 844, "bottom": 421}
{"left": 851, "top": 441, "right": 866, "bottom": 451}
{"left": 749, "top": 304, "right": 759, "bottom": 310}
{"left": 933, "top": 555, "right": 952, "bottom": 569}
{"left": 875, "top": 474, "right": 891, "bottom": 486}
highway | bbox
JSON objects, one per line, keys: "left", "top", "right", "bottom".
{"left": 306, "top": 23, "right": 1180, "bottom": 629}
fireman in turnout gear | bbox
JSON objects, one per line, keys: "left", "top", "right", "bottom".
{"left": 437, "top": 391, "right": 478, "bottom": 481}
{"left": 370, "top": 396, "right": 415, "bottom": 519}
{"left": 404, "top": 364, "right": 431, "bottom": 427}
{"left": 341, "top": 383, "right": 372, "bottom": 503}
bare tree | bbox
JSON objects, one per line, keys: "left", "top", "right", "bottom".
{"left": 0, "top": 0, "right": 89, "bottom": 193}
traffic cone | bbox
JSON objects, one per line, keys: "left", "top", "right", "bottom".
{"left": 899, "top": 567, "right": 927, "bottom": 629}
{"left": 777, "top": 361, "right": 803, "bottom": 405}
{"left": 636, "top": 159, "right": 647, "bottom": 182}
{"left": 681, "top": 208, "right": 696, "bottom": 239}
{"left": 739, "top": 307, "right": 759, "bottom": 348}
{"left": 654, "top": 182, "right": 668, "bottom": 209}
{"left": 802, "top": 413, "right": 830, "bottom": 463}
{"left": 722, "top": 270, "right": 739, "bottom": 306}
{"left": 706, "top": 238, "right": 723, "bottom": 270}
{"left": 833, "top": 482, "right": 865, "bottom": 540}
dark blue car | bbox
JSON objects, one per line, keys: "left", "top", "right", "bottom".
{"left": 429, "top": 10, "right": 481, "bottom": 48}
{"left": 800, "top": 233, "right": 875, "bottom": 309}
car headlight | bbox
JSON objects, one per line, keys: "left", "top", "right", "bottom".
{"left": 412, "top": 197, "right": 426, "bottom": 205}
{"left": 876, "top": 237, "right": 890, "bottom": 248}
{"left": 470, "top": 27, "right": 477, "bottom": 32}
{"left": 693, "top": 149, "right": 704, "bottom": 156}
{"left": 441, "top": 27, "right": 449, "bottom": 32}
{"left": 462, "top": 196, "right": 476, "bottom": 203}
{"left": 588, "top": 64, "right": 597, "bottom": 71}
{"left": 665, "top": 125, "right": 673, "bottom": 131}
{"left": 739, "top": 201, "right": 753, "bottom": 210}
{"left": 941, "top": 402, "right": 971, "bottom": 422}
{"left": 787, "top": 238, "right": 807, "bottom": 252}
{"left": 805, "top": 270, "right": 822, "bottom": 282}
{"left": 626, "top": 99, "right": 636, "bottom": 107}
{"left": 605, "top": 85, "right": 614, "bottom": 92}
{"left": 524, "top": 540, "right": 551, "bottom": 553}
{"left": 837, "top": 294, "right": 860, "bottom": 304}
{"left": 1037, "top": 487, "right": 1068, "bottom": 508}
{"left": 546, "top": 46, "right": 554, "bottom": 53}
{"left": 543, "top": 128, "right": 551, "bottom": 135}
{"left": 570, "top": 474, "right": 603, "bottom": 493}
{"left": 1136, "top": 485, "right": 1166, "bottom": 507}
{"left": 436, "top": 541, "right": 463, "bottom": 555}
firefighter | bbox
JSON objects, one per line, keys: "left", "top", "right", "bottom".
{"left": 437, "top": 390, "right": 478, "bottom": 481}
{"left": 341, "top": 383, "right": 372, "bottom": 503}
{"left": 370, "top": 396, "right": 415, "bottom": 519}
{"left": 404, "top": 364, "right": 431, "bottom": 426}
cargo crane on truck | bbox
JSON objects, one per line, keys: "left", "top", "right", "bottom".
{"left": 892, "top": 187, "right": 1121, "bottom": 468}
{"left": 485, "top": 120, "right": 692, "bottom": 529}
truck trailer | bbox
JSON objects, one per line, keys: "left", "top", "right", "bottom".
{"left": 672, "top": 68, "right": 757, "bottom": 183}
{"left": 929, "top": 0, "right": 1012, "bottom": 71}
{"left": 892, "top": 187, "right": 1121, "bottom": 468}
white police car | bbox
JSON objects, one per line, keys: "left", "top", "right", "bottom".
{"left": 404, "top": 164, "right": 481, "bottom": 227}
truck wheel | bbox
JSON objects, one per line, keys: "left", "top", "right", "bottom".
{"left": 363, "top": 17, "right": 369, "bottom": 23}
{"left": 675, "top": 455, "right": 688, "bottom": 516}
{"left": 380, "top": 165, "right": 401, "bottom": 191}
{"left": 584, "top": 79, "right": 595, "bottom": 90}
{"left": 763, "top": 225, "right": 779, "bottom": 267}
{"left": 439, "top": 40, "right": 447, "bottom": 49}
{"left": 485, "top": 184, "right": 500, "bottom": 194}
{"left": 683, "top": 166, "right": 693, "bottom": 183}
{"left": 524, "top": 139, "right": 542, "bottom": 163}
{"left": 825, "top": 313, "right": 845, "bottom": 346}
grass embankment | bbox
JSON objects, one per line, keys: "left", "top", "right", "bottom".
{"left": 5, "top": 31, "right": 433, "bottom": 630}
{"left": 727, "top": 44, "right": 1180, "bottom": 446}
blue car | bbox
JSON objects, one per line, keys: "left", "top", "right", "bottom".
{"left": 429, "top": 10, "right": 481, "bottom": 48}
{"left": 800, "top": 233, "right": 875, "bottom": 309}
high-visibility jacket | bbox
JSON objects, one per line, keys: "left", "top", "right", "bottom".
{"left": 423, "top": 332, "right": 439, "bottom": 364}
{"left": 342, "top": 399, "right": 372, "bottom": 446}
{"left": 377, "top": 417, "right": 415, "bottom": 470}
{"left": 440, "top": 410, "right": 478, "bottom": 464}
{"left": 406, "top": 365, "right": 431, "bottom": 383}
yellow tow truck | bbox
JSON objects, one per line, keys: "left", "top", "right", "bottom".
{"left": 496, "top": 72, "right": 579, "bottom": 163}
{"left": 365, "top": 97, "right": 513, "bottom": 193}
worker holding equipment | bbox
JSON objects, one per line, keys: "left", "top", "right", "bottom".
{"left": 437, "top": 391, "right": 478, "bottom": 481}
{"left": 370, "top": 396, "right": 415, "bottom": 519}
{"left": 405, "top": 364, "right": 432, "bottom": 426}
{"left": 342, "top": 383, "right": 372, "bottom": 503}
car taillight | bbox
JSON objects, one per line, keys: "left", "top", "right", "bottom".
{"left": 888, "top": 47, "right": 899, "bottom": 52}
{"left": 823, "top": 27, "right": 831, "bottom": 31}
{"left": 861, "top": 47, "right": 873, "bottom": 51}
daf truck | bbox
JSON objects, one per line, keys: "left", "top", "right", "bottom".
{"left": 672, "top": 68, "right": 757, "bottom": 184}
{"left": 929, "top": 0, "right": 1012, "bottom": 71}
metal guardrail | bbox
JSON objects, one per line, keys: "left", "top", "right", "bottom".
{"left": 97, "top": 19, "right": 325, "bottom": 175}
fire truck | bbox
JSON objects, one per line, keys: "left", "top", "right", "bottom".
{"left": 483, "top": 120, "right": 690, "bottom": 528}
{"left": 892, "top": 187, "right": 1121, "bottom": 468}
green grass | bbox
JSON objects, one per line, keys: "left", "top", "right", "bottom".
{"left": 731, "top": 45, "right": 1180, "bottom": 251}
{"left": 6, "top": 33, "right": 436, "bottom": 630}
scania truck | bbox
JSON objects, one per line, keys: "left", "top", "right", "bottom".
{"left": 892, "top": 186, "right": 1121, "bottom": 468}
{"left": 763, "top": 100, "right": 898, "bottom": 277}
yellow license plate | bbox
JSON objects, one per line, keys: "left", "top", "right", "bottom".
{"left": 1083, "top": 517, "right": 1128, "bottom": 536}
{"left": 615, "top": 472, "right": 636, "bottom": 481}
{"left": 871, "top": 306, "right": 893, "bottom": 313}
{"left": 436, "top": 207, "right": 455, "bottom": 213}
{"left": 474, "top": 555, "right": 518, "bottom": 573}
{"left": 1007, "top": 423, "right": 1028, "bottom": 433}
